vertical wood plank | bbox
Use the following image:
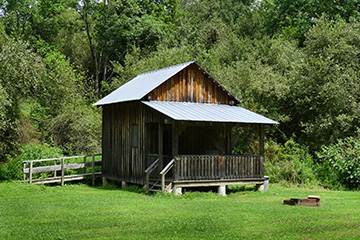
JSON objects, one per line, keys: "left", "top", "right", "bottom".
{"left": 159, "top": 122, "right": 164, "bottom": 170}
{"left": 183, "top": 69, "right": 186, "bottom": 101}
{"left": 175, "top": 74, "right": 179, "bottom": 101}
{"left": 200, "top": 73, "right": 204, "bottom": 103}
{"left": 92, "top": 155, "right": 95, "bottom": 186}
{"left": 54, "top": 160, "right": 57, "bottom": 177}
{"left": 210, "top": 80, "right": 215, "bottom": 103}
{"left": 29, "top": 161, "right": 33, "bottom": 183}
{"left": 179, "top": 71, "right": 183, "bottom": 101}
{"left": 23, "top": 162, "right": 26, "bottom": 181}
{"left": 61, "top": 158, "right": 64, "bottom": 186}
{"left": 192, "top": 66, "right": 196, "bottom": 102}
{"left": 204, "top": 76, "right": 208, "bottom": 103}
{"left": 83, "top": 156, "right": 86, "bottom": 174}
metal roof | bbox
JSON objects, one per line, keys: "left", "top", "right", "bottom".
{"left": 141, "top": 101, "right": 279, "bottom": 125}
{"left": 94, "top": 61, "right": 195, "bottom": 106}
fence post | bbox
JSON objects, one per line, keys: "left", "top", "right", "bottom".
{"left": 23, "top": 162, "right": 27, "bottom": 181}
{"left": 92, "top": 155, "right": 95, "bottom": 186}
{"left": 54, "top": 160, "right": 57, "bottom": 177}
{"left": 29, "top": 161, "right": 33, "bottom": 183}
{"left": 83, "top": 156, "right": 87, "bottom": 174}
{"left": 61, "top": 158, "right": 65, "bottom": 186}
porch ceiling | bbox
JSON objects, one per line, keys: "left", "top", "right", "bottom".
{"left": 141, "top": 101, "right": 279, "bottom": 125}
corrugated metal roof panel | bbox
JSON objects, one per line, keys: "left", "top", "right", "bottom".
{"left": 141, "top": 101, "right": 279, "bottom": 125}
{"left": 94, "top": 61, "right": 195, "bottom": 106}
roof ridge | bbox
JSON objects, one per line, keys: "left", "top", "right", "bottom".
{"left": 137, "top": 61, "right": 195, "bottom": 76}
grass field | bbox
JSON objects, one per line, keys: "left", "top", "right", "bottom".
{"left": 1, "top": 182, "right": 360, "bottom": 239}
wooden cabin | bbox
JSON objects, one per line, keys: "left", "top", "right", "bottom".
{"left": 94, "top": 61, "right": 278, "bottom": 195}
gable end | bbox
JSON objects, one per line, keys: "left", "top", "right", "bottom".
{"left": 145, "top": 63, "right": 238, "bottom": 105}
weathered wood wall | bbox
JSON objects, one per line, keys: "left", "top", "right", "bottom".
{"left": 146, "top": 63, "right": 236, "bottom": 104}
{"left": 102, "top": 102, "right": 166, "bottom": 184}
{"left": 178, "top": 125, "right": 232, "bottom": 155}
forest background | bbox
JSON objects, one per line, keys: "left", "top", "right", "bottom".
{"left": 1, "top": 0, "right": 360, "bottom": 190}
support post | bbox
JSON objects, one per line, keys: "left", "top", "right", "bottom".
{"left": 83, "top": 156, "right": 87, "bottom": 174}
{"left": 257, "top": 184, "right": 265, "bottom": 192}
{"left": 218, "top": 185, "right": 226, "bottom": 196}
{"left": 146, "top": 172, "right": 150, "bottom": 192}
{"left": 158, "top": 122, "right": 163, "bottom": 170}
{"left": 29, "top": 161, "right": 33, "bottom": 184}
{"left": 161, "top": 173, "right": 165, "bottom": 192}
{"left": 174, "top": 186, "right": 182, "bottom": 195}
{"left": 54, "top": 160, "right": 57, "bottom": 177}
{"left": 61, "top": 158, "right": 65, "bottom": 186}
{"left": 174, "top": 157, "right": 179, "bottom": 181}
{"left": 172, "top": 122, "right": 178, "bottom": 158}
{"left": 92, "top": 155, "right": 95, "bottom": 186}
{"left": 23, "top": 162, "right": 26, "bottom": 181}
{"left": 259, "top": 125, "right": 265, "bottom": 177}
{"left": 102, "top": 177, "right": 108, "bottom": 187}
{"left": 259, "top": 125, "right": 265, "bottom": 156}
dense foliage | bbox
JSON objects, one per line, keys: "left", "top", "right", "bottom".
{"left": 1, "top": 0, "right": 360, "bottom": 189}
{"left": 316, "top": 137, "right": 360, "bottom": 190}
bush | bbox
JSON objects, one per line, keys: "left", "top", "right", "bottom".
{"left": 0, "top": 143, "right": 63, "bottom": 181}
{"left": 316, "top": 137, "right": 360, "bottom": 190}
{"left": 49, "top": 105, "right": 101, "bottom": 155}
{"left": 265, "top": 139, "right": 319, "bottom": 187}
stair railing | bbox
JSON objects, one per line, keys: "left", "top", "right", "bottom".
{"left": 160, "top": 159, "right": 175, "bottom": 192}
{"left": 145, "top": 158, "right": 159, "bottom": 192}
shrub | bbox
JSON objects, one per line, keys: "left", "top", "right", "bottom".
{"left": 265, "top": 139, "right": 319, "bottom": 187}
{"left": 316, "top": 137, "right": 360, "bottom": 190}
{"left": 0, "top": 143, "right": 63, "bottom": 181}
{"left": 49, "top": 105, "right": 101, "bottom": 155}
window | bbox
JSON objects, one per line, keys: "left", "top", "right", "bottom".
{"left": 132, "top": 124, "right": 138, "bottom": 148}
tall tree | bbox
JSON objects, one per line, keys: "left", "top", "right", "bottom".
{"left": 263, "top": 0, "right": 360, "bottom": 43}
{"left": 76, "top": 0, "right": 177, "bottom": 98}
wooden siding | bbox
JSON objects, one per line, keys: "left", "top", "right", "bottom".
{"left": 102, "top": 102, "right": 166, "bottom": 184}
{"left": 146, "top": 63, "right": 235, "bottom": 104}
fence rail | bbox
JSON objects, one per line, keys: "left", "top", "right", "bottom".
{"left": 22, "top": 154, "right": 102, "bottom": 186}
{"left": 174, "top": 155, "right": 263, "bottom": 181}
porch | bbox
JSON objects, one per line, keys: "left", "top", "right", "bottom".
{"left": 145, "top": 154, "right": 265, "bottom": 194}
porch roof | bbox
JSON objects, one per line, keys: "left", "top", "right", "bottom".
{"left": 142, "top": 101, "right": 279, "bottom": 125}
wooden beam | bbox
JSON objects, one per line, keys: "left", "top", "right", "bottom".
{"left": 259, "top": 125, "right": 265, "bottom": 156}
{"left": 172, "top": 122, "right": 179, "bottom": 158}
{"left": 159, "top": 122, "right": 164, "bottom": 170}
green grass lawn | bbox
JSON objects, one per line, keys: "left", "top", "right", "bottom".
{"left": 1, "top": 182, "right": 360, "bottom": 239}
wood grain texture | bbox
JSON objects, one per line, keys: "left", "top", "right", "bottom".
{"left": 146, "top": 63, "right": 236, "bottom": 104}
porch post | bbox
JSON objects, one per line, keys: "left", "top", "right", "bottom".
{"left": 259, "top": 125, "right": 265, "bottom": 177}
{"left": 172, "top": 122, "right": 178, "bottom": 158}
{"left": 158, "top": 122, "right": 164, "bottom": 170}
{"left": 226, "top": 124, "right": 233, "bottom": 155}
{"left": 259, "top": 125, "right": 265, "bottom": 157}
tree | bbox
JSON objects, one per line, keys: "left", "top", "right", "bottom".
{"left": 263, "top": 0, "right": 360, "bottom": 43}
{"left": 75, "top": 0, "right": 177, "bottom": 98}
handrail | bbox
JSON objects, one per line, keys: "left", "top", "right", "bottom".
{"left": 160, "top": 159, "right": 174, "bottom": 175}
{"left": 145, "top": 158, "right": 159, "bottom": 174}
{"left": 23, "top": 154, "right": 102, "bottom": 163}
{"left": 145, "top": 158, "right": 159, "bottom": 192}
{"left": 23, "top": 154, "right": 102, "bottom": 186}
{"left": 160, "top": 159, "right": 174, "bottom": 192}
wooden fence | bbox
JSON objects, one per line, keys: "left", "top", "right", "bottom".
{"left": 22, "top": 154, "right": 102, "bottom": 186}
{"left": 174, "top": 155, "right": 263, "bottom": 181}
